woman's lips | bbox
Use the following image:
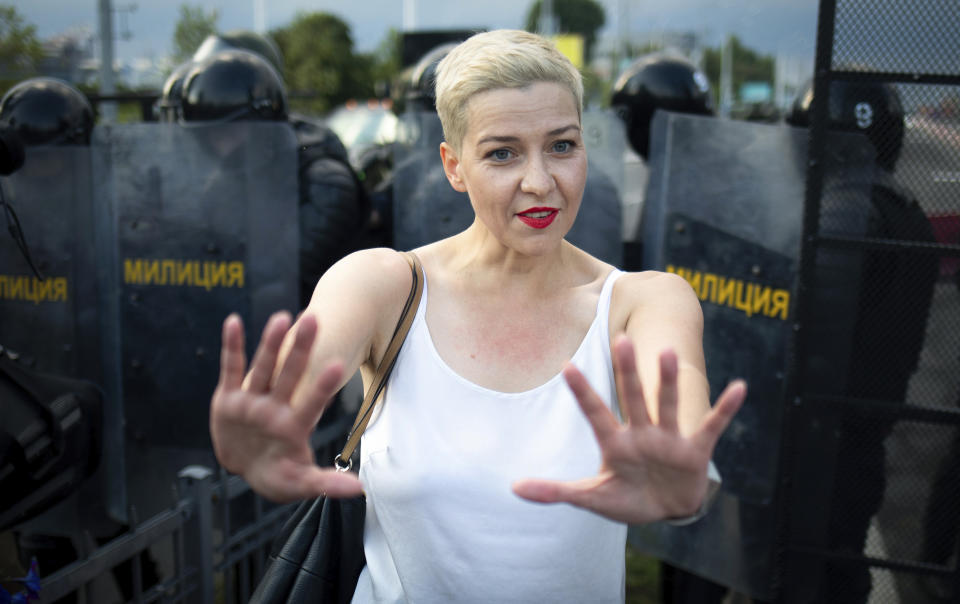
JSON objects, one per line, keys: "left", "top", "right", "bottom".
{"left": 516, "top": 207, "right": 558, "bottom": 229}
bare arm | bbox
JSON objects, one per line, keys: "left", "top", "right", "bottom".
{"left": 620, "top": 271, "right": 711, "bottom": 435}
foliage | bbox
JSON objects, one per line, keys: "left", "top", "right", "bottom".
{"left": 523, "top": 0, "right": 606, "bottom": 63}
{"left": 368, "top": 28, "right": 403, "bottom": 99}
{"left": 702, "top": 35, "right": 774, "bottom": 106}
{"left": 271, "top": 12, "right": 375, "bottom": 116}
{"left": 582, "top": 66, "right": 610, "bottom": 109}
{"left": 172, "top": 4, "right": 218, "bottom": 64}
{"left": 625, "top": 543, "right": 661, "bottom": 604}
{"left": 0, "top": 5, "right": 42, "bottom": 94}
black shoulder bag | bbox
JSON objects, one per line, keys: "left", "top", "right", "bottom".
{"left": 250, "top": 251, "right": 424, "bottom": 604}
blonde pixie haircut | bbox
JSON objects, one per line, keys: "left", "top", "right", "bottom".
{"left": 435, "top": 29, "right": 584, "bottom": 153}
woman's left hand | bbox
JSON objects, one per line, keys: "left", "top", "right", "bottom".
{"left": 512, "top": 334, "right": 746, "bottom": 524}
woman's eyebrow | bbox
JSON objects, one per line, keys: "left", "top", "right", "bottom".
{"left": 476, "top": 124, "right": 580, "bottom": 146}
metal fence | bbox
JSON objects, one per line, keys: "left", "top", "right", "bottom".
{"left": 35, "top": 418, "right": 351, "bottom": 604}
{"left": 777, "top": 0, "right": 960, "bottom": 602}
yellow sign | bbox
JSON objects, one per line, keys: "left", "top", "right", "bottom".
{"left": 551, "top": 34, "right": 584, "bottom": 70}
{"left": 123, "top": 259, "right": 245, "bottom": 290}
{"left": 0, "top": 275, "right": 68, "bottom": 304}
{"left": 666, "top": 265, "right": 790, "bottom": 320}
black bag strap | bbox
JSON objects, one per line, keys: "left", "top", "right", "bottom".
{"left": 334, "top": 251, "right": 424, "bottom": 471}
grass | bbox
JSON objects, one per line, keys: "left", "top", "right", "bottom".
{"left": 625, "top": 542, "right": 662, "bottom": 604}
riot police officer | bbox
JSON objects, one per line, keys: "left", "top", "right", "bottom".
{"left": 0, "top": 77, "right": 94, "bottom": 146}
{"left": 786, "top": 78, "right": 938, "bottom": 604}
{"left": 155, "top": 30, "right": 287, "bottom": 124}
{"left": 0, "top": 77, "right": 94, "bottom": 281}
{"left": 0, "top": 77, "right": 145, "bottom": 603}
{"left": 610, "top": 53, "right": 714, "bottom": 270}
{"left": 168, "top": 47, "right": 368, "bottom": 308}
{"left": 611, "top": 53, "right": 714, "bottom": 161}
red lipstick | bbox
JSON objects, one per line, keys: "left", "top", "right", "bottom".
{"left": 516, "top": 207, "right": 558, "bottom": 229}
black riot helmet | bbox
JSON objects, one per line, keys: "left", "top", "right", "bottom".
{"left": 786, "top": 78, "right": 905, "bottom": 172}
{"left": 611, "top": 54, "right": 714, "bottom": 159}
{"left": 193, "top": 30, "right": 285, "bottom": 78}
{"left": 180, "top": 49, "right": 288, "bottom": 123}
{"left": 0, "top": 77, "right": 94, "bottom": 146}
{"left": 404, "top": 42, "right": 459, "bottom": 113}
{"left": 155, "top": 61, "right": 195, "bottom": 122}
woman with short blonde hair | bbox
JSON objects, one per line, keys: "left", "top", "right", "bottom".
{"left": 211, "top": 29, "right": 745, "bottom": 602}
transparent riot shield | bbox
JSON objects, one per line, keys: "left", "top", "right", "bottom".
{"left": 0, "top": 146, "right": 101, "bottom": 379}
{"left": 632, "top": 111, "right": 877, "bottom": 598}
{"left": 93, "top": 121, "right": 299, "bottom": 520}
{"left": 391, "top": 110, "right": 625, "bottom": 267}
{"left": 392, "top": 111, "right": 471, "bottom": 252}
{"left": 0, "top": 145, "right": 122, "bottom": 531}
{"left": 574, "top": 109, "right": 626, "bottom": 267}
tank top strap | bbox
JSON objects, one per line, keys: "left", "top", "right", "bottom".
{"left": 596, "top": 268, "right": 625, "bottom": 336}
{"left": 412, "top": 264, "right": 430, "bottom": 324}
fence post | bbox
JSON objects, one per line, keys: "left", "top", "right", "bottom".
{"left": 178, "top": 465, "right": 215, "bottom": 604}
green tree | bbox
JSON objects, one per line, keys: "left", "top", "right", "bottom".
{"left": 0, "top": 5, "right": 43, "bottom": 92}
{"left": 172, "top": 4, "right": 218, "bottom": 63}
{"left": 271, "top": 12, "right": 373, "bottom": 115}
{"left": 523, "top": 0, "right": 606, "bottom": 63}
{"left": 702, "top": 36, "right": 774, "bottom": 106}
{"left": 368, "top": 27, "right": 403, "bottom": 98}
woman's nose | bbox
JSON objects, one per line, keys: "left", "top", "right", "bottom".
{"left": 519, "top": 155, "right": 554, "bottom": 196}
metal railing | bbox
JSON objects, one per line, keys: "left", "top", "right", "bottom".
{"left": 36, "top": 416, "right": 352, "bottom": 604}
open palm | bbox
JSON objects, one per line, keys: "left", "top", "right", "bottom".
{"left": 210, "top": 312, "right": 364, "bottom": 502}
{"left": 513, "top": 334, "right": 745, "bottom": 524}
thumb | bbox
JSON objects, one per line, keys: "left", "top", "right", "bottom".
{"left": 512, "top": 476, "right": 602, "bottom": 507}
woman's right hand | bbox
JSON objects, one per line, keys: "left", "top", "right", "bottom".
{"left": 210, "top": 311, "right": 364, "bottom": 502}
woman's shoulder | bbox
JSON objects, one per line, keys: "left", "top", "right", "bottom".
{"left": 613, "top": 269, "right": 694, "bottom": 294}
{"left": 609, "top": 269, "right": 702, "bottom": 326}
{"left": 316, "top": 247, "right": 416, "bottom": 304}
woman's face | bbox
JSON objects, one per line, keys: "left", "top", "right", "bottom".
{"left": 440, "top": 81, "right": 587, "bottom": 256}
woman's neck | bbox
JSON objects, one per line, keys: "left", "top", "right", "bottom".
{"left": 441, "top": 222, "right": 579, "bottom": 297}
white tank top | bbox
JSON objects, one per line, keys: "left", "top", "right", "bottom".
{"left": 352, "top": 269, "right": 628, "bottom": 603}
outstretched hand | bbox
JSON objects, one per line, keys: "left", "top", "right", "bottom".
{"left": 512, "top": 334, "right": 745, "bottom": 524}
{"left": 210, "top": 312, "right": 363, "bottom": 502}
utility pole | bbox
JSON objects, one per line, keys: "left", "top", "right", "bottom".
{"left": 98, "top": 0, "right": 116, "bottom": 122}
{"left": 719, "top": 33, "right": 733, "bottom": 118}
{"left": 403, "top": 0, "right": 416, "bottom": 31}
{"left": 254, "top": 0, "right": 266, "bottom": 33}
{"left": 541, "top": 0, "right": 555, "bottom": 37}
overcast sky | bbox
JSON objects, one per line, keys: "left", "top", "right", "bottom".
{"left": 17, "top": 0, "right": 819, "bottom": 63}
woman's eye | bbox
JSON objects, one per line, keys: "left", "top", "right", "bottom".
{"left": 490, "top": 149, "right": 512, "bottom": 161}
{"left": 553, "top": 140, "right": 573, "bottom": 153}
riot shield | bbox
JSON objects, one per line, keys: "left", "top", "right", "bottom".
{"left": 391, "top": 111, "right": 471, "bottom": 252}
{"left": 632, "top": 111, "right": 877, "bottom": 598}
{"left": 573, "top": 110, "right": 626, "bottom": 267}
{"left": 391, "top": 110, "right": 625, "bottom": 267}
{"left": 0, "top": 145, "right": 125, "bottom": 531}
{"left": 0, "top": 146, "right": 101, "bottom": 379}
{"left": 93, "top": 121, "right": 299, "bottom": 519}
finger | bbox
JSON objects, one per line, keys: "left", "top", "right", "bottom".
{"left": 612, "top": 335, "right": 649, "bottom": 425}
{"left": 693, "top": 379, "right": 747, "bottom": 451}
{"left": 563, "top": 363, "right": 620, "bottom": 446}
{"left": 512, "top": 475, "right": 603, "bottom": 508}
{"left": 300, "top": 467, "right": 365, "bottom": 499}
{"left": 292, "top": 359, "right": 345, "bottom": 425}
{"left": 218, "top": 314, "right": 246, "bottom": 391}
{"left": 272, "top": 315, "right": 318, "bottom": 402}
{"left": 263, "top": 465, "right": 365, "bottom": 502}
{"left": 244, "top": 312, "right": 292, "bottom": 393}
{"left": 656, "top": 348, "right": 680, "bottom": 432}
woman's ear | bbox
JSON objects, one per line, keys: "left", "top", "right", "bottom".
{"left": 439, "top": 142, "right": 467, "bottom": 193}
